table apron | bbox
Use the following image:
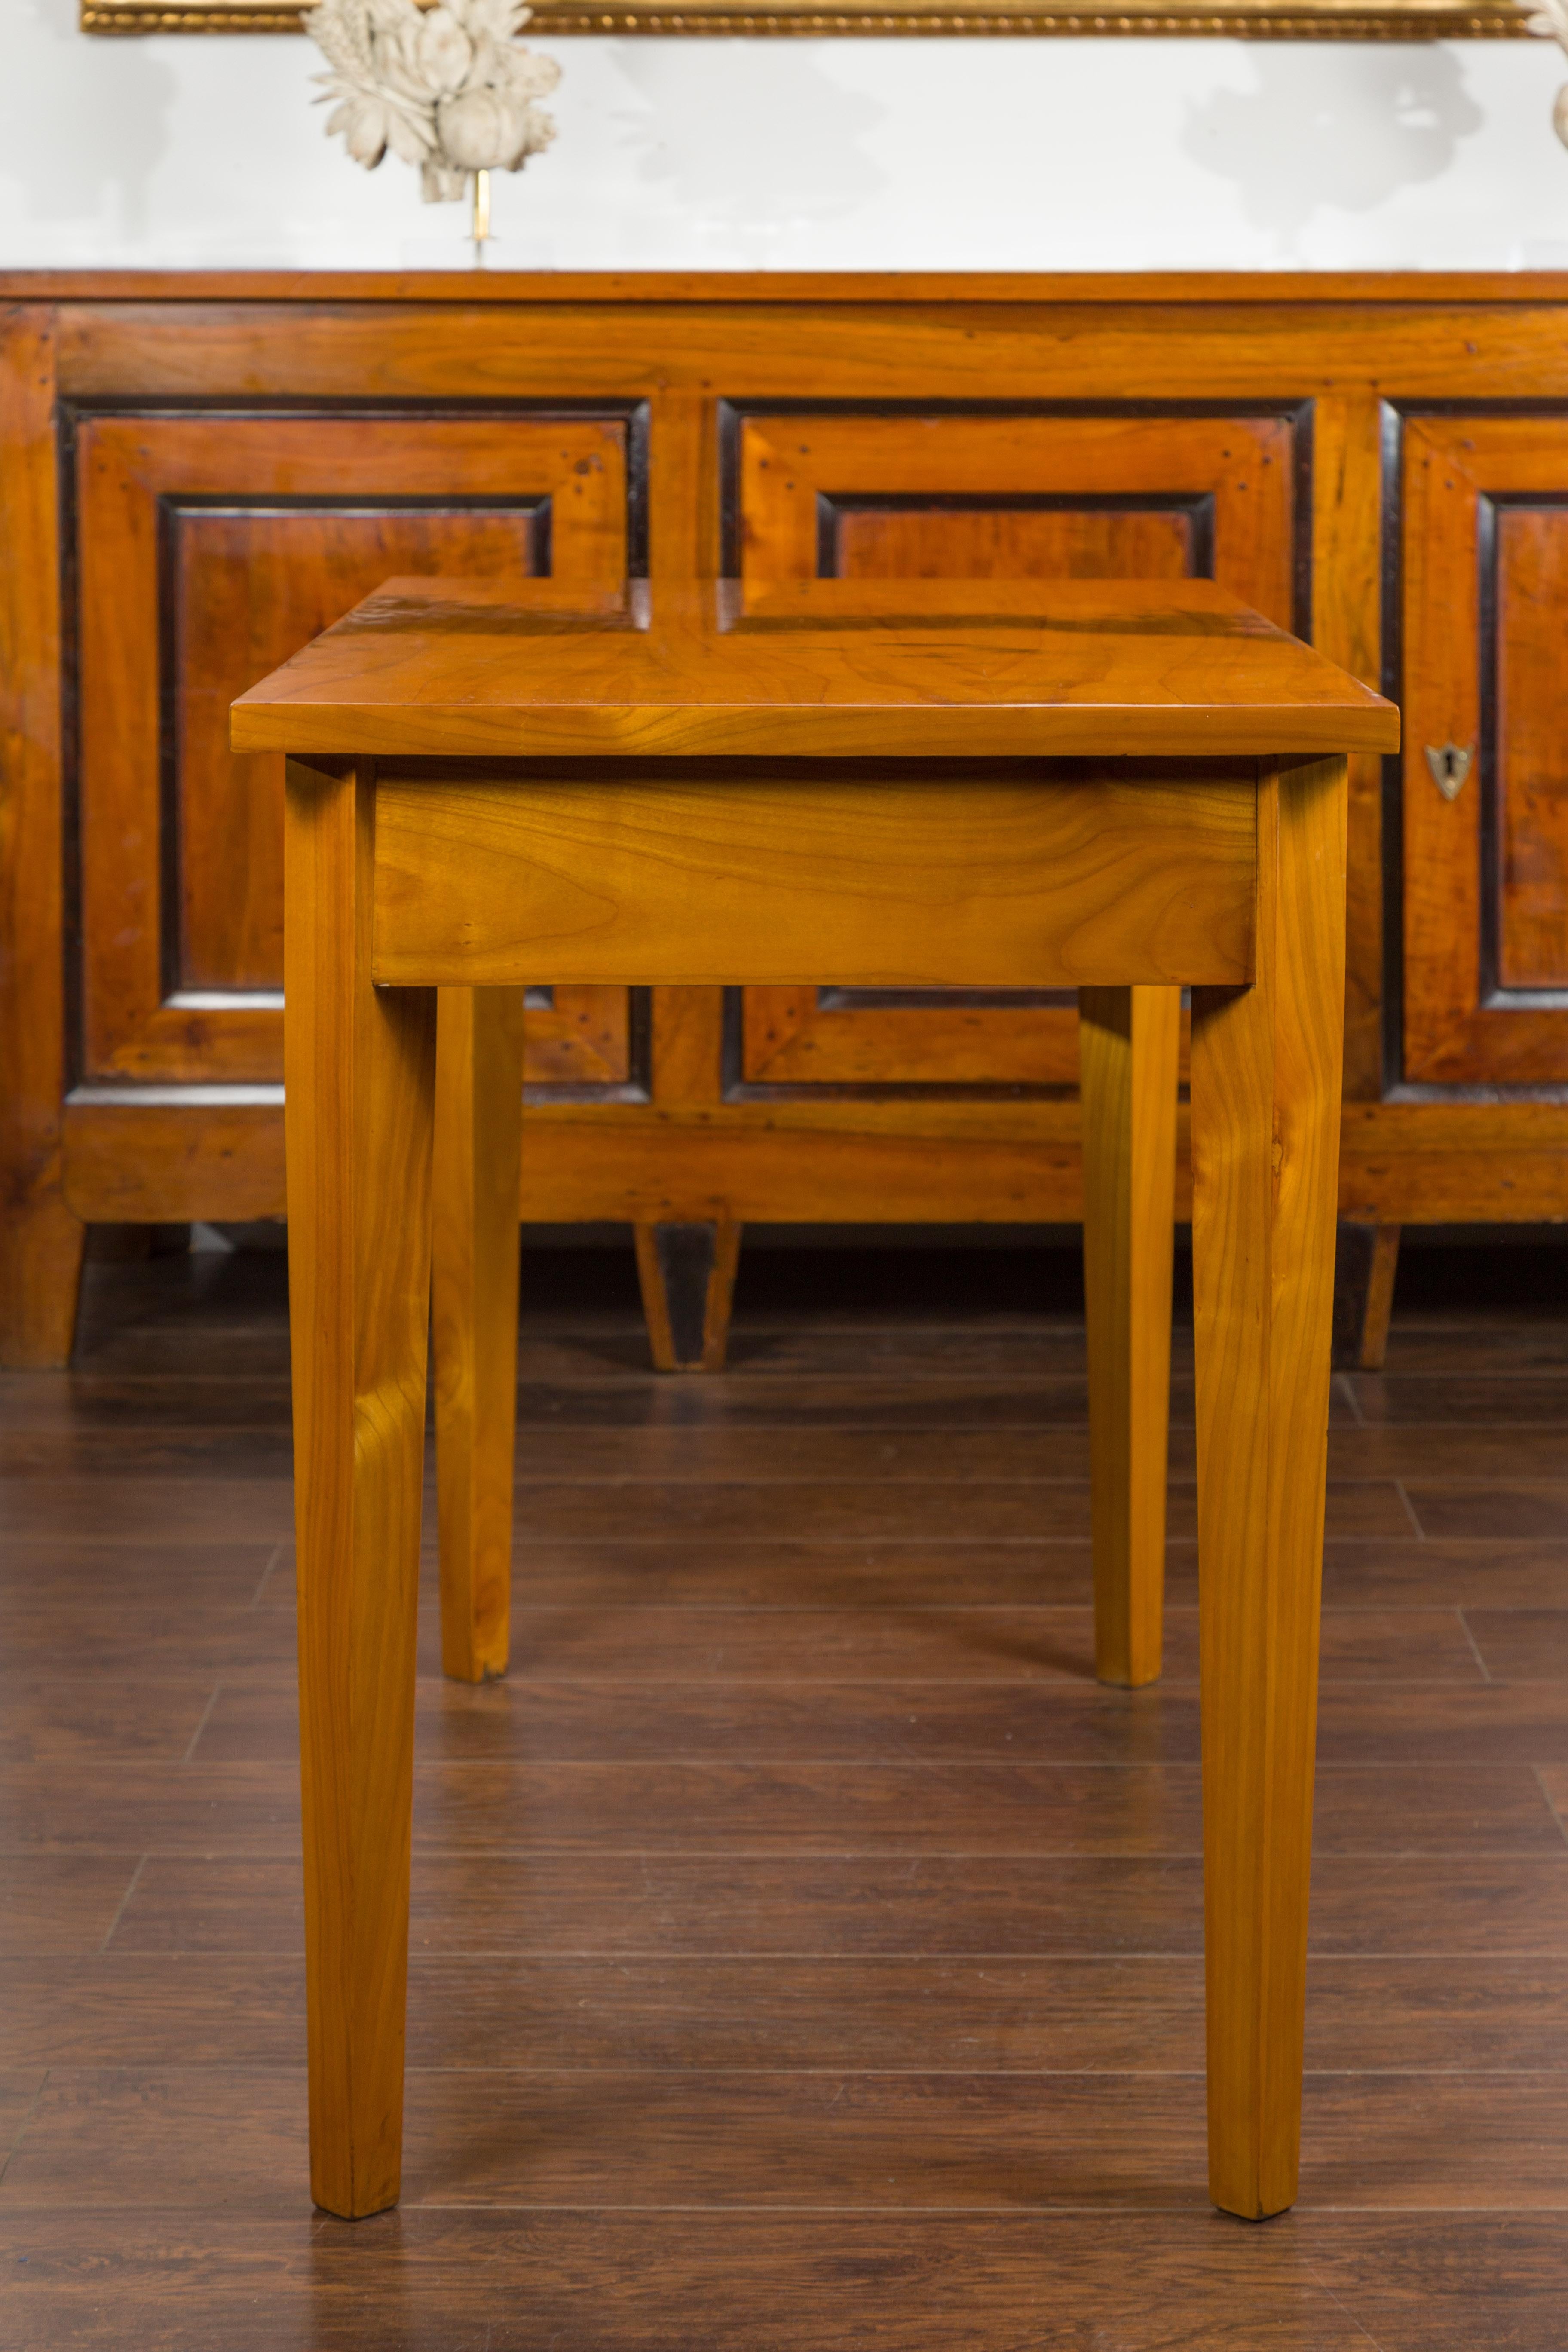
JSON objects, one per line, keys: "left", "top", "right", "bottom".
{"left": 368, "top": 761, "right": 1259, "bottom": 991}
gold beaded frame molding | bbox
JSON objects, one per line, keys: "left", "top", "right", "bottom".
{"left": 77, "top": 0, "right": 1535, "bottom": 34}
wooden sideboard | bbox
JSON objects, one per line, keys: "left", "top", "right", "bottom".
{"left": 3, "top": 270, "right": 1566, "bottom": 1369}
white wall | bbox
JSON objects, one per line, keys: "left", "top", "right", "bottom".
{"left": 4, "top": 0, "right": 1568, "bottom": 271}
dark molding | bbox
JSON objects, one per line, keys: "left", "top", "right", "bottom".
{"left": 1378, "top": 396, "right": 1406, "bottom": 1096}
{"left": 1382, "top": 401, "right": 1568, "bottom": 1088}
{"left": 717, "top": 396, "right": 1312, "bottom": 587}
{"left": 1476, "top": 488, "right": 1568, "bottom": 1014}
{"left": 813, "top": 488, "right": 1217, "bottom": 581}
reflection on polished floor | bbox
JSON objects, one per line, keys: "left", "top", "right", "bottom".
{"left": 2, "top": 1238, "right": 1568, "bottom": 2349}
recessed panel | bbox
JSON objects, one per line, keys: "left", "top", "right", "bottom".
{"left": 177, "top": 505, "right": 545, "bottom": 993}
{"left": 1495, "top": 507, "right": 1568, "bottom": 993}
{"left": 75, "top": 408, "right": 634, "bottom": 1089}
{"left": 1402, "top": 418, "right": 1568, "bottom": 1084}
{"left": 831, "top": 504, "right": 1197, "bottom": 582}
{"left": 734, "top": 408, "right": 1295, "bottom": 1090}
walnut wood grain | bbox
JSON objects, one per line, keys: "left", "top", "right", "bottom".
{"left": 258, "top": 578, "right": 1381, "bottom": 2223}
{"left": 7, "top": 268, "right": 1566, "bottom": 302}
{"left": 0, "top": 307, "right": 83, "bottom": 1369}
{"left": 1402, "top": 415, "right": 1568, "bottom": 1084}
{"left": 74, "top": 415, "right": 631, "bottom": 1091}
{"left": 739, "top": 412, "right": 1293, "bottom": 619}
{"left": 1190, "top": 754, "right": 1348, "bottom": 2220}
{"left": 1494, "top": 508, "right": 1568, "bottom": 991}
{"left": 283, "top": 753, "right": 435, "bottom": 2220}
{"left": 371, "top": 759, "right": 1260, "bottom": 991}
{"left": 1079, "top": 985, "right": 1181, "bottom": 1688}
{"left": 432, "top": 986, "right": 524, "bottom": 1683}
{"left": 234, "top": 578, "right": 1396, "bottom": 761}
{"left": 650, "top": 987, "right": 726, "bottom": 1107}
{"left": 59, "top": 1092, "right": 1568, "bottom": 1231}
{"left": 7, "top": 271, "right": 1565, "bottom": 1389}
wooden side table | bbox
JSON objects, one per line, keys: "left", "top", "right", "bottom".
{"left": 233, "top": 577, "right": 1398, "bottom": 2227}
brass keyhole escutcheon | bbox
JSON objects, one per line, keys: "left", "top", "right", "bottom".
{"left": 1425, "top": 741, "right": 1473, "bottom": 802}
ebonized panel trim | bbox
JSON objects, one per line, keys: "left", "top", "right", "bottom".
{"left": 716, "top": 397, "right": 1312, "bottom": 583}
{"left": 813, "top": 490, "right": 1217, "bottom": 582}
{"left": 1383, "top": 400, "right": 1568, "bottom": 1091}
{"left": 1477, "top": 490, "right": 1568, "bottom": 1014}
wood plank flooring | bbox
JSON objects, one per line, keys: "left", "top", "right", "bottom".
{"left": 4, "top": 1240, "right": 1568, "bottom": 2347}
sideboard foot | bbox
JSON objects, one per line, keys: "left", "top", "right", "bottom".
{"left": 1333, "top": 1222, "right": 1401, "bottom": 1372}
{"left": 0, "top": 1198, "right": 85, "bottom": 1369}
{"left": 635, "top": 1218, "right": 741, "bottom": 1373}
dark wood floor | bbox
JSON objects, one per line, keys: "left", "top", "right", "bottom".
{"left": 3, "top": 1238, "right": 1568, "bottom": 2348}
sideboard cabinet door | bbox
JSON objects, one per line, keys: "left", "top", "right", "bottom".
{"left": 76, "top": 410, "right": 633, "bottom": 1093}
{"left": 730, "top": 407, "right": 1301, "bottom": 1092}
{"left": 1403, "top": 415, "right": 1568, "bottom": 1085}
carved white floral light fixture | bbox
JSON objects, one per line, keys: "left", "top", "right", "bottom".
{"left": 1523, "top": 0, "right": 1568, "bottom": 147}
{"left": 305, "top": 0, "right": 560, "bottom": 256}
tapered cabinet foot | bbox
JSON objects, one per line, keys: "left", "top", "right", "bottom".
{"left": 286, "top": 757, "right": 435, "bottom": 2221}
{"left": 1191, "top": 755, "right": 1346, "bottom": 2222}
{"left": 1333, "top": 1222, "right": 1400, "bottom": 1372}
{"left": 432, "top": 986, "right": 525, "bottom": 1684}
{"left": 634, "top": 1217, "right": 741, "bottom": 1372}
{"left": 1079, "top": 984, "right": 1180, "bottom": 1689}
{"left": 0, "top": 1198, "right": 85, "bottom": 1369}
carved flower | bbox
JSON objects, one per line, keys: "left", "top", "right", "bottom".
{"left": 437, "top": 87, "right": 524, "bottom": 168}
{"left": 414, "top": 6, "right": 475, "bottom": 94}
{"left": 304, "top": 0, "right": 559, "bottom": 200}
{"left": 1523, "top": 0, "right": 1568, "bottom": 149}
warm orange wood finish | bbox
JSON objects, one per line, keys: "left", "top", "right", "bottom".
{"left": 0, "top": 307, "right": 84, "bottom": 1368}
{"left": 10, "top": 267, "right": 1566, "bottom": 298}
{"left": 1403, "top": 415, "right": 1568, "bottom": 1083}
{"left": 735, "top": 414, "right": 1294, "bottom": 1090}
{"left": 75, "top": 420, "right": 631, "bottom": 1090}
{"left": 282, "top": 753, "right": 436, "bottom": 2220}
{"left": 248, "top": 582, "right": 1386, "bottom": 2221}
{"left": 373, "top": 760, "right": 1259, "bottom": 990}
{"left": 54, "top": 1089, "right": 1568, "bottom": 1231}
{"left": 739, "top": 414, "right": 1292, "bottom": 603}
{"left": 233, "top": 579, "right": 1393, "bottom": 763}
{"left": 432, "top": 987, "right": 525, "bottom": 1683}
{"left": 1079, "top": 986, "right": 1181, "bottom": 1688}
{"left": 1190, "top": 753, "right": 1348, "bottom": 2219}
{"left": 1494, "top": 511, "right": 1568, "bottom": 993}
{"left": 1357, "top": 1224, "right": 1402, "bottom": 1372}
{"left": 2, "top": 273, "right": 1565, "bottom": 1374}
{"left": 634, "top": 1216, "right": 742, "bottom": 1371}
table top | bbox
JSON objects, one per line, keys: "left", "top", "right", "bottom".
{"left": 232, "top": 577, "right": 1399, "bottom": 763}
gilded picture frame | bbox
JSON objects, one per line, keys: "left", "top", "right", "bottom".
{"left": 79, "top": 0, "right": 1533, "bottom": 35}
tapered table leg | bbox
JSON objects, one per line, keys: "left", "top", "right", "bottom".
{"left": 1079, "top": 984, "right": 1180, "bottom": 1688}
{"left": 285, "top": 756, "right": 437, "bottom": 2222}
{"left": 432, "top": 986, "right": 525, "bottom": 1682}
{"left": 1190, "top": 753, "right": 1347, "bottom": 2222}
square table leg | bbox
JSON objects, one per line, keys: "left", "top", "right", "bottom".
{"left": 1190, "top": 753, "right": 1347, "bottom": 2221}
{"left": 432, "top": 985, "right": 525, "bottom": 1683}
{"left": 1079, "top": 983, "right": 1181, "bottom": 1689}
{"left": 285, "top": 755, "right": 437, "bottom": 2222}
